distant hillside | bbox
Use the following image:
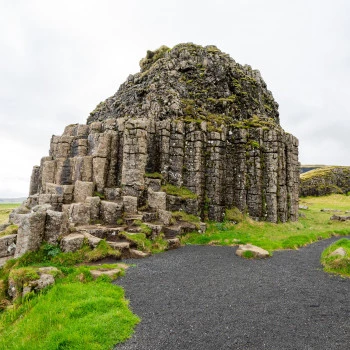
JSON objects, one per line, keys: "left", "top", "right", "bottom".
{"left": 0, "top": 198, "right": 26, "bottom": 204}
{"left": 300, "top": 165, "right": 328, "bottom": 174}
{"left": 300, "top": 166, "right": 350, "bottom": 197}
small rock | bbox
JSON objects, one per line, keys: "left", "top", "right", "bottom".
{"left": 299, "top": 205, "right": 309, "bottom": 210}
{"left": 330, "top": 215, "right": 350, "bottom": 221}
{"left": 90, "top": 268, "right": 121, "bottom": 280}
{"left": 329, "top": 247, "right": 347, "bottom": 257}
{"left": 129, "top": 249, "right": 150, "bottom": 258}
{"left": 236, "top": 244, "right": 269, "bottom": 259}
{"left": 167, "top": 237, "right": 181, "bottom": 249}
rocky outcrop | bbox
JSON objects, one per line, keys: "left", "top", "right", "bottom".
{"left": 300, "top": 166, "right": 350, "bottom": 197}
{"left": 1, "top": 43, "right": 299, "bottom": 260}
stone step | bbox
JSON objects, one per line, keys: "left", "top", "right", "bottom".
{"left": 143, "top": 222, "right": 163, "bottom": 237}
{"left": 163, "top": 225, "right": 182, "bottom": 239}
{"left": 124, "top": 215, "right": 144, "bottom": 226}
{"left": 107, "top": 241, "right": 130, "bottom": 251}
{"left": 78, "top": 225, "right": 127, "bottom": 241}
{"left": 139, "top": 211, "right": 158, "bottom": 222}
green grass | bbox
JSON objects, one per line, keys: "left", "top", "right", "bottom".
{"left": 0, "top": 225, "right": 18, "bottom": 237}
{"left": 182, "top": 195, "right": 350, "bottom": 253}
{"left": 0, "top": 244, "right": 139, "bottom": 349}
{"left": 321, "top": 238, "right": 350, "bottom": 277}
{"left": 0, "top": 279, "right": 139, "bottom": 349}
{"left": 161, "top": 184, "right": 198, "bottom": 199}
{"left": 123, "top": 232, "right": 168, "bottom": 254}
{"left": 0, "top": 203, "right": 20, "bottom": 225}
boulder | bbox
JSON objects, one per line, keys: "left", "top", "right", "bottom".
{"left": 236, "top": 244, "right": 269, "bottom": 259}
{"left": 60, "top": 233, "right": 85, "bottom": 252}
{"left": 329, "top": 247, "right": 347, "bottom": 258}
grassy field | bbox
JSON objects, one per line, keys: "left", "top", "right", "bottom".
{"left": 182, "top": 194, "right": 350, "bottom": 253}
{"left": 0, "top": 203, "right": 20, "bottom": 224}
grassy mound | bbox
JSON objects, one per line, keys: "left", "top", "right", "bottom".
{"left": 321, "top": 238, "right": 350, "bottom": 277}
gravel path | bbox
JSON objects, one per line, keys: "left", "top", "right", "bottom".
{"left": 114, "top": 237, "right": 350, "bottom": 350}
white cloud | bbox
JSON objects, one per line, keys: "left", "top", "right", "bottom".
{"left": 0, "top": 0, "right": 350, "bottom": 197}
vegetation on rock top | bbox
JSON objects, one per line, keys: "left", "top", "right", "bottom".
{"left": 88, "top": 43, "right": 279, "bottom": 126}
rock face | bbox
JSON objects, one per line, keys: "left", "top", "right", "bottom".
{"left": 2, "top": 43, "right": 299, "bottom": 260}
{"left": 300, "top": 166, "right": 350, "bottom": 197}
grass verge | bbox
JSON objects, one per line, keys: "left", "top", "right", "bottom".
{"left": 182, "top": 195, "right": 350, "bottom": 253}
{"left": 321, "top": 238, "right": 350, "bottom": 277}
{"left": 0, "top": 243, "right": 139, "bottom": 349}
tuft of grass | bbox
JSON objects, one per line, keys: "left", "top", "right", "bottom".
{"left": 162, "top": 184, "right": 198, "bottom": 199}
{"left": 242, "top": 250, "right": 254, "bottom": 259}
{"left": 0, "top": 224, "right": 18, "bottom": 237}
{"left": 225, "top": 207, "right": 244, "bottom": 223}
{"left": 182, "top": 194, "right": 350, "bottom": 254}
{"left": 321, "top": 238, "right": 350, "bottom": 277}
{"left": 123, "top": 232, "right": 168, "bottom": 254}
{"left": 144, "top": 172, "right": 163, "bottom": 179}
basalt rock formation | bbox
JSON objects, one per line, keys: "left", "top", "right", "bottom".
{"left": 300, "top": 166, "right": 350, "bottom": 197}
{"left": 1, "top": 43, "right": 299, "bottom": 262}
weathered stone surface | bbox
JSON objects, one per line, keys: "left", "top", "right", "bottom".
{"left": 129, "top": 249, "right": 150, "bottom": 259}
{"left": 69, "top": 203, "right": 90, "bottom": 225}
{"left": 14, "top": 209, "right": 47, "bottom": 258}
{"left": 158, "top": 209, "right": 172, "bottom": 225}
{"left": 60, "top": 233, "right": 85, "bottom": 252}
{"left": 167, "top": 237, "right": 180, "bottom": 249}
{"left": 74, "top": 180, "right": 94, "bottom": 203}
{"left": 81, "top": 232, "right": 102, "bottom": 248}
{"left": 123, "top": 196, "right": 138, "bottom": 213}
{"left": 14, "top": 42, "right": 299, "bottom": 257}
{"left": 148, "top": 190, "right": 166, "bottom": 210}
{"left": 104, "top": 188, "right": 122, "bottom": 201}
{"left": 329, "top": 247, "right": 347, "bottom": 258}
{"left": 236, "top": 244, "right": 269, "bottom": 259}
{"left": 44, "top": 210, "right": 63, "bottom": 244}
{"left": 145, "top": 178, "right": 162, "bottom": 192}
{"left": 85, "top": 196, "right": 101, "bottom": 222}
{"left": 0, "top": 234, "right": 17, "bottom": 258}
{"left": 101, "top": 201, "right": 123, "bottom": 224}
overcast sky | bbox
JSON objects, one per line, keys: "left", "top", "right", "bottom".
{"left": 0, "top": 0, "right": 349, "bottom": 198}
